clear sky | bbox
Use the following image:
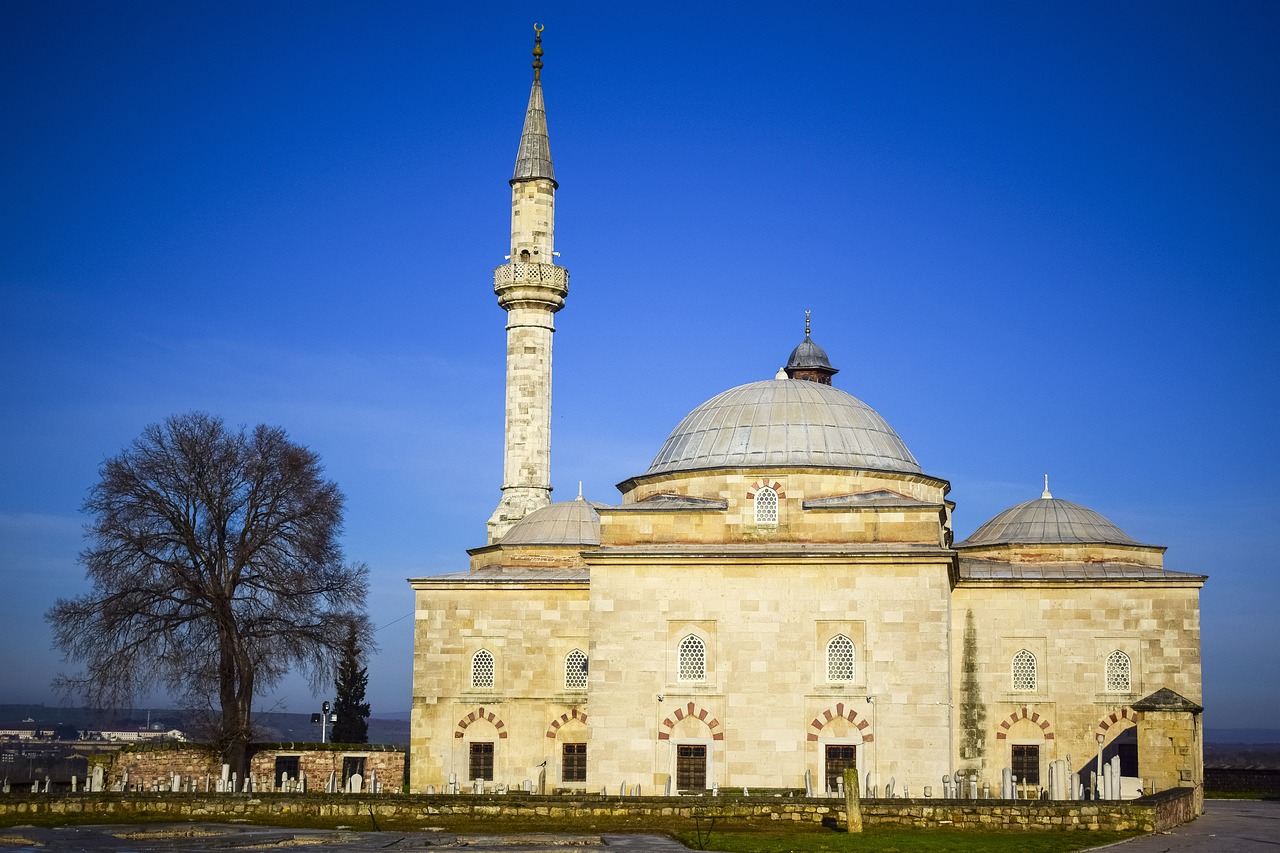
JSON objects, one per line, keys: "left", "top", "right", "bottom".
{"left": 2, "top": 2, "right": 1277, "bottom": 730}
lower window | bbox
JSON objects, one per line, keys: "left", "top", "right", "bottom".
{"left": 1012, "top": 744, "right": 1040, "bottom": 785}
{"left": 470, "top": 741, "right": 494, "bottom": 781}
{"left": 824, "top": 744, "right": 856, "bottom": 793}
{"left": 342, "top": 756, "right": 366, "bottom": 788}
{"left": 676, "top": 744, "right": 707, "bottom": 790}
{"left": 562, "top": 742, "right": 586, "bottom": 782}
{"left": 274, "top": 756, "right": 300, "bottom": 787}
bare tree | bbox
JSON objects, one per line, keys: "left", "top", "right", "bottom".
{"left": 47, "top": 412, "right": 370, "bottom": 774}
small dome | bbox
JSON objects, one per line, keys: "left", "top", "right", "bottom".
{"left": 500, "top": 499, "right": 602, "bottom": 546}
{"left": 957, "top": 496, "right": 1138, "bottom": 547}
{"left": 646, "top": 379, "right": 922, "bottom": 476}
{"left": 786, "top": 336, "right": 835, "bottom": 372}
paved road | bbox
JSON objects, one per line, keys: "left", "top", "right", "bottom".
{"left": 1097, "top": 800, "right": 1280, "bottom": 852}
{"left": 0, "top": 825, "right": 693, "bottom": 852}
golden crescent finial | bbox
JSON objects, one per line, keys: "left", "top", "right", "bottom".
{"left": 531, "top": 23, "right": 545, "bottom": 80}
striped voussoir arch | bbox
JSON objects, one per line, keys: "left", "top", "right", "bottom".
{"left": 1096, "top": 707, "right": 1141, "bottom": 737}
{"left": 658, "top": 702, "right": 723, "bottom": 740}
{"left": 545, "top": 707, "right": 588, "bottom": 739}
{"left": 807, "top": 702, "right": 874, "bottom": 742}
{"left": 996, "top": 706, "right": 1055, "bottom": 740}
{"left": 454, "top": 706, "right": 507, "bottom": 739}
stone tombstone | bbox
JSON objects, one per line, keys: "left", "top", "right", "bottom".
{"left": 804, "top": 768, "right": 812, "bottom": 797}
{"left": 664, "top": 776, "right": 673, "bottom": 796}
{"left": 924, "top": 786, "right": 932, "bottom": 798}
{"left": 981, "top": 782, "right": 990, "bottom": 799}
{"left": 349, "top": 773, "right": 363, "bottom": 794}
{"left": 942, "top": 773, "right": 951, "bottom": 799}
{"left": 742, "top": 786, "right": 749, "bottom": 797}
{"left": 522, "top": 779, "right": 533, "bottom": 792}
{"left": 618, "top": 782, "right": 626, "bottom": 797}
{"left": 91, "top": 765, "right": 104, "bottom": 792}
{"left": 633, "top": 784, "right": 642, "bottom": 796}
{"left": 836, "top": 774, "right": 844, "bottom": 796}
{"left": 968, "top": 775, "right": 978, "bottom": 800}
{"left": 427, "top": 785, "right": 436, "bottom": 794}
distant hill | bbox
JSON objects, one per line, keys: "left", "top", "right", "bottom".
{"left": 0, "top": 704, "right": 409, "bottom": 746}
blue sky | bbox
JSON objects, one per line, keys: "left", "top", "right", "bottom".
{"left": 2, "top": 1, "right": 1277, "bottom": 730}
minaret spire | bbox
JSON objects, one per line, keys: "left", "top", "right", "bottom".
{"left": 512, "top": 24, "right": 555, "bottom": 187}
{"left": 487, "top": 25, "right": 570, "bottom": 544}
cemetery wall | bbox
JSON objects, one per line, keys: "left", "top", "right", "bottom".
{"left": 108, "top": 743, "right": 406, "bottom": 792}
{"left": 0, "top": 788, "right": 1196, "bottom": 833}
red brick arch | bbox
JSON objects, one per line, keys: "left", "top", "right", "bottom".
{"left": 454, "top": 706, "right": 508, "bottom": 739}
{"left": 658, "top": 702, "right": 723, "bottom": 741}
{"left": 1095, "top": 706, "right": 1141, "bottom": 737}
{"left": 807, "top": 703, "right": 874, "bottom": 743}
{"left": 545, "top": 707, "right": 588, "bottom": 739}
{"left": 996, "top": 706, "right": 1055, "bottom": 740}
{"left": 746, "top": 480, "right": 786, "bottom": 501}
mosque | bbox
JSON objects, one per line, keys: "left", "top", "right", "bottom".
{"left": 407, "top": 32, "right": 1205, "bottom": 804}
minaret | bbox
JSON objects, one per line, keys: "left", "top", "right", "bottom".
{"left": 486, "top": 24, "right": 569, "bottom": 544}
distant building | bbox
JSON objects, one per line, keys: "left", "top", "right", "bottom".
{"left": 408, "top": 31, "right": 1205, "bottom": 807}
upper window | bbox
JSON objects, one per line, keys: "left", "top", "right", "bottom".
{"left": 565, "top": 649, "right": 588, "bottom": 691}
{"left": 678, "top": 634, "right": 706, "bottom": 682}
{"left": 1105, "top": 650, "right": 1132, "bottom": 692}
{"left": 754, "top": 486, "right": 779, "bottom": 525}
{"left": 826, "top": 634, "right": 855, "bottom": 682}
{"left": 1011, "top": 649, "right": 1037, "bottom": 692}
{"left": 471, "top": 649, "right": 495, "bottom": 689}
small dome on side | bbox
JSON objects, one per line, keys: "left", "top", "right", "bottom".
{"left": 956, "top": 494, "right": 1139, "bottom": 548}
{"left": 500, "top": 498, "right": 603, "bottom": 546}
{"left": 784, "top": 312, "right": 838, "bottom": 385}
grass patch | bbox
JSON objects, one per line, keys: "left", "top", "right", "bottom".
{"left": 673, "top": 824, "right": 1142, "bottom": 853}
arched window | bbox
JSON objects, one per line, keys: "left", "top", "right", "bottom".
{"left": 1011, "top": 649, "right": 1037, "bottom": 692}
{"left": 471, "top": 649, "right": 495, "bottom": 689}
{"left": 754, "top": 486, "right": 779, "bottom": 525}
{"left": 826, "top": 635, "right": 855, "bottom": 682}
{"left": 565, "top": 649, "right": 588, "bottom": 690}
{"left": 1105, "top": 650, "right": 1131, "bottom": 692}
{"left": 678, "top": 635, "right": 706, "bottom": 682}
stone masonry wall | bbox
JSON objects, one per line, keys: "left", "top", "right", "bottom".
{"left": 109, "top": 744, "right": 405, "bottom": 792}
{"left": 0, "top": 789, "right": 1197, "bottom": 834}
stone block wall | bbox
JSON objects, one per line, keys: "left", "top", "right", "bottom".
{"left": 0, "top": 789, "right": 1197, "bottom": 834}
{"left": 109, "top": 743, "right": 405, "bottom": 792}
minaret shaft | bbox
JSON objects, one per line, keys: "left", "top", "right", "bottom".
{"left": 486, "top": 44, "right": 568, "bottom": 544}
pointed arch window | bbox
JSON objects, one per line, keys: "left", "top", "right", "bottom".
{"left": 754, "top": 486, "right": 779, "bottom": 526}
{"left": 1105, "top": 650, "right": 1131, "bottom": 693}
{"left": 1011, "top": 649, "right": 1037, "bottom": 692}
{"left": 471, "top": 649, "right": 495, "bottom": 690}
{"left": 565, "top": 649, "right": 588, "bottom": 691}
{"left": 678, "top": 635, "right": 706, "bottom": 682}
{"left": 826, "top": 634, "right": 855, "bottom": 682}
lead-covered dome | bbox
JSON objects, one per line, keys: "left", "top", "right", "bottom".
{"left": 646, "top": 379, "right": 922, "bottom": 476}
{"left": 500, "top": 499, "right": 603, "bottom": 546}
{"left": 957, "top": 496, "right": 1138, "bottom": 547}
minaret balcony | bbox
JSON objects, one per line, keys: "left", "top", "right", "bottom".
{"left": 494, "top": 262, "right": 569, "bottom": 309}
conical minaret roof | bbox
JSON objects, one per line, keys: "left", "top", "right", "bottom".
{"left": 511, "top": 26, "right": 555, "bottom": 186}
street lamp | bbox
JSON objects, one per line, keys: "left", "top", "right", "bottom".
{"left": 312, "top": 701, "right": 335, "bottom": 743}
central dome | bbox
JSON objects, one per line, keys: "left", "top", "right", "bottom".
{"left": 646, "top": 379, "right": 922, "bottom": 476}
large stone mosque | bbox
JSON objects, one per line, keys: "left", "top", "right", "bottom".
{"left": 408, "top": 31, "right": 1205, "bottom": 804}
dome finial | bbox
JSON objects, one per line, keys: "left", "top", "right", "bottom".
{"left": 577, "top": 480, "right": 583, "bottom": 500}
{"left": 532, "top": 23, "right": 545, "bottom": 81}
{"left": 805, "top": 309, "right": 811, "bottom": 338}
{"left": 1041, "top": 474, "right": 1052, "bottom": 499}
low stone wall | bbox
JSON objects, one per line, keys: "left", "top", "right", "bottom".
{"left": 0, "top": 788, "right": 1197, "bottom": 833}
{"left": 108, "top": 743, "right": 406, "bottom": 793}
